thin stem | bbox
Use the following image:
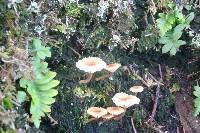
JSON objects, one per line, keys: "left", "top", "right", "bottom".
{"left": 131, "top": 117, "right": 138, "bottom": 133}
{"left": 79, "top": 73, "right": 93, "bottom": 84}
{"left": 95, "top": 72, "right": 112, "bottom": 81}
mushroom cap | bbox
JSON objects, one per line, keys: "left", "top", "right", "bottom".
{"left": 106, "top": 107, "right": 126, "bottom": 116}
{"left": 87, "top": 107, "right": 107, "bottom": 118}
{"left": 76, "top": 57, "right": 107, "bottom": 73}
{"left": 102, "top": 113, "right": 115, "bottom": 120}
{"left": 112, "top": 92, "right": 140, "bottom": 108}
{"left": 105, "top": 63, "right": 121, "bottom": 73}
{"left": 129, "top": 86, "right": 144, "bottom": 93}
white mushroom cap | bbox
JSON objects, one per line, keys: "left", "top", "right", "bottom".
{"left": 130, "top": 86, "right": 144, "bottom": 93}
{"left": 105, "top": 63, "right": 121, "bottom": 73}
{"left": 112, "top": 92, "right": 140, "bottom": 108}
{"left": 106, "top": 107, "right": 126, "bottom": 116}
{"left": 87, "top": 107, "right": 107, "bottom": 118}
{"left": 76, "top": 57, "right": 107, "bottom": 73}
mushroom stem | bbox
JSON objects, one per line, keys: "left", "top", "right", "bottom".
{"left": 79, "top": 73, "right": 93, "bottom": 84}
{"left": 95, "top": 72, "right": 113, "bottom": 81}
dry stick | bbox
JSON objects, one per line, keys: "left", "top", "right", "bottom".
{"left": 66, "top": 45, "right": 81, "bottom": 58}
{"left": 79, "top": 73, "right": 93, "bottom": 84}
{"left": 131, "top": 117, "right": 138, "bottom": 133}
{"left": 148, "top": 64, "right": 163, "bottom": 124}
{"left": 127, "top": 66, "right": 150, "bottom": 87}
{"left": 145, "top": 122, "right": 164, "bottom": 133}
{"left": 147, "top": 72, "right": 164, "bottom": 86}
{"left": 95, "top": 72, "right": 112, "bottom": 81}
{"left": 47, "top": 114, "right": 58, "bottom": 126}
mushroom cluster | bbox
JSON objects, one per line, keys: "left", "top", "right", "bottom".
{"left": 78, "top": 57, "right": 144, "bottom": 122}
{"left": 86, "top": 92, "right": 140, "bottom": 122}
{"left": 76, "top": 57, "right": 121, "bottom": 84}
{"left": 86, "top": 106, "right": 126, "bottom": 122}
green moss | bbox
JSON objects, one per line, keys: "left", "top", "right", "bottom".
{"left": 137, "top": 25, "right": 159, "bottom": 52}
{"left": 2, "top": 97, "right": 13, "bottom": 110}
{"left": 157, "top": 88, "right": 175, "bottom": 123}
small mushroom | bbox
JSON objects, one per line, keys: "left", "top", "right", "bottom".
{"left": 106, "top": 107, "right": 126, "bottom": 116}
{"left": 129, "top": 86, "right": 144, "bottom": 94}
{"left": 112, "top": 92, "right": 140, "bottom": 108}
{"left": 87, "top": 107, "right": 108, "bottom": 118}
{"left": 76, "top": 57, "right": 106, "bottom": 84}
{"left": 96, "top": 63, "right": 121, "bottom": 81}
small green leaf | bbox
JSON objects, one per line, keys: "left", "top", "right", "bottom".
{"left": 193, "top": 85, "right": 200, "bottom": 116}
{"left": 170, "top": 47, "right": 177, "bottom": 55}
{"left": 162, "top": 44, "right": 173, "bottom": 53}
{"left": 33, "top": 39, "right": 51, "bottom": 59}
{"left": 158, "top": 13, "right": 166, "bottom": 18}
{"left": 39, "top": 89, "right": 58, "bottom": 97}
{"left": 159, "top": 37, "right": 171, "bottom": 44}
{"left": 174, "top": 40, "right": 186, "bottom": 47}
{"left": 167, "top": 14, "right": 176, "bottom": 24}
{"left": 33, "top": 39, "right": 42, "bottom": 48}
{"left": 17, "top": 91, "right": 27, "bottom": 103}
{"left": 37, "top": 47, "right": 51, "bottom": 60}
{"left": 35, "top": 71, "right": 57, "bottom": 85}
{"left": 20, "top": 79, "right": 31, "bottom": 88}
{"left": 185, "top": 12, "right": 195, "bottom": 24}
{"left": 194, "top": 86, "right": 200, "bottom": 97}
{"left": 38, "top": 80, "right": 60, "bottom": 91}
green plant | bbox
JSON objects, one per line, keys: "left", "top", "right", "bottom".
{"left": 193, "top": 85, "right": 200, "bottom": 116}
{"left": 19, "top": 39, "right": 60, "bottom": 128}
{"left": 157, "top": 2, "right": 194, "bottom": 55}
{"left": 159, "top": 24, "right": 186, "bottom": 55}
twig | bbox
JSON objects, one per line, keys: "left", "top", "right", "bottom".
{"left": 11, "top": 99, "right": 21, "bottom": 106}
{"left": 147, "top": 72, "right": 164, "bottom": 86}
{"left": 145, "top": 122, "right": 164, "bottom": 133}
{"left": 148, "top": 64, "right": 163, "bottom": 124}
{"left": 131, "top": 117, "right": 138, "bottom": 133}
{"left": 148, "top": 83, "right": 161, "bottom": 124}
{"left": 127, "top": 66, "right": 150, "bottom": 87}
{"left": 176, "top": 127, "right": 180, "bottom": 133}
{"left": 66, "top": 45, "right": 81, "bottom": 58}
{"left": 158, "top": 64, "right": 163, "bottom": 81}
{"left": 47, "top": 114, "right": 58, "bottom": 126}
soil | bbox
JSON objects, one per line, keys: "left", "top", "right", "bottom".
{"left": 175, "top": 75, "right": 200, "bottom": 133}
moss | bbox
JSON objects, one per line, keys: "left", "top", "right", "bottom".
{"left": 156, "top": 88, "right": 175, "bottom": 123}
{"left": 137, "top": 25, "right": 159, "bottom": 52}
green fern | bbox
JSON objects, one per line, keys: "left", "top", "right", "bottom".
{"left": 159, "top": 24, "right": 186, "bottom": 55}
{"left": 157, "top": 2, "right": 194, "bottom": 55}
{"left": 193, "top": 85, "right": 200, "bottom": 116}
{"left": 19, "top": 39, "right": 59, "bottom": 128}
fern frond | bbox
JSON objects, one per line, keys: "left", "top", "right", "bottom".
{"left": 19, "top": 39, "right": 59, "bottom": 128}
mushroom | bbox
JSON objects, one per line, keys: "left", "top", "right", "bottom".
{"left": 102, "top": 113, "right": 115, "bottom": 120}
{"left": 106, "top": 107, "right": 126, "bottom": 116}
{"left": 112, "top": 92, "right": 140, "bottom": 108}
{"left": 76, "top": 57, "right": 106, "bottom": 84}
{"left": 87, "top": 107, "right": 108, "bottom": 118}
{"left": 96, "top": 63, "right": 121, "bottom": 81}
{"left": 129, "top": 86, "right": 144, "bottom": 94}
